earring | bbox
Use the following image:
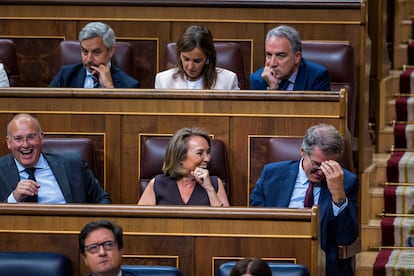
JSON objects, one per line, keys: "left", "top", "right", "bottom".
{"left": 205, "top": 59, "right": 210, "bottom": 65}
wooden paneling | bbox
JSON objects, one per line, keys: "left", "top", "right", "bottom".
{"left": 0, "top": 204, "right": 321, "bottom": 276}
{"left": 0, "top": 88, "right": 346, "bottom": 205}
{"left": 0, "top": 0, "right": 372, "bottom": 171}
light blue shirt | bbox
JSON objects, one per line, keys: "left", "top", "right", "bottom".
{"left": 288, "top": 158, "right": 347, "bottom": 216}
{"left": 84, "top": 71, "right": 97, "bottom": 88}
{"left": 286, "top": 70, "right": 298, "bottom": 90}
{"left": 8, "top": 154, "right": 66, "bottom": 203}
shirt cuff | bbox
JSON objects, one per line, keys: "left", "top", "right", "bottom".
{"left": 332, "top": 197, "right": 348, "bottom": 216}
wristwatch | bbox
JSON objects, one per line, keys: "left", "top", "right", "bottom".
{"left": 333, "top": 197, "right": 347, "bottom": 207}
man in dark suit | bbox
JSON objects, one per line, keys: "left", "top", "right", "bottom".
{"left": 80, "top": 220, "right": 135, "bottom": 276}
{"left": 250, "top": 25, "right": 330, "bottom": 91}
{"left": 50, "top": 21, "right": 139, "bottom": 89}
{"left": 0, "top": 113, "right": 110, "bottom": 203}
{"left": 250, "top": 124, "right": 358, "bottom": 276}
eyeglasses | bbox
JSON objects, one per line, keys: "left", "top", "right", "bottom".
{"left": 85, "top": 240, "right": 117, "bottom": 254}
{"left": 307, "top": 153, "right": 322, "bottom": 172}
{"left": 11, "top": 134, "right": 40, "bottom": 145}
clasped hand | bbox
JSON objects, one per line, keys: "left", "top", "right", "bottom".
{"left": 13, "top": 179, "right": 40, "bottom": 202}
{"left": 191, "top": 167, "right": 215, "bottom": 192}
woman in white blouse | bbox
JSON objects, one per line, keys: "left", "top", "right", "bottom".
{"left": 155, "top": 25, "right": 239, "bottom": 90}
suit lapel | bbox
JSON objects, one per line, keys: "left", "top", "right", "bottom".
{"left": 73, "top": 66, "right": 87, "bottom": 88}
{"left": 43, "top": 154, "right": 74, "bottom": 202}
{"left": 293, "top": 60, "right": 305, "bottom": 90}
{"left": 4, "top": 155, "right": 20, "bottom": 188}
{"left": 276, "top": 162, "right": 299, "bottom": 207}
{"left": 318, "top": 180, "right": 332, "bottom": 250}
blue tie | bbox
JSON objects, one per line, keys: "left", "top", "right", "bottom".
{"left": 24, "top": 167, "right": 38, "bottom": 202}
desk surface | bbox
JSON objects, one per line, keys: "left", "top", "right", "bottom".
{"left": 0, "top": 204, "right": 321, "bottom": 276}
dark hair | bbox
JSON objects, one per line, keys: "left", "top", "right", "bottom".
{"left": 162, "top": 127, "right": 211, "bottom": 178}
{"left": 174, "top": 25, "right": 217, "bottom": 89}
{"left": 230, "top": 258, "right": 272, "bottom": 276}
{"left": 79, "top": 220, "right": 123, "bottom": 255}
{"left": 301, "top": 123, "right": 344, "bottom": 158}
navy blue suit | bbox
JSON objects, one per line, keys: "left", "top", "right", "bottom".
{"left": 49, "top": 63, "right": 140, "bottom": 88}
{"left": 250, "top": 160, "right": 358, "bottom": 276}
{"left": 249, "top": 58, "right": 330, "bottom": 90}
{"left": 0, "top": 152, "right": 111, "bottom": 203}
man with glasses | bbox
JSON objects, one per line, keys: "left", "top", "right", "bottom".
{"left": 250, "top": 25, "right": 330, "bottom": 91}
{"left": 250, "top": 124, "right": 358, "bottom": 276}
{"left": 80, "top": 220, "right": 134, "bottom": 276}
{"left": 0, "top": 113, "right": 110, "bottom": 203}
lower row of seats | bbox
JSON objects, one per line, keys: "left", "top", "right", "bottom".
{"left": 0, "top": 251, "right": 309, "bottom": 276}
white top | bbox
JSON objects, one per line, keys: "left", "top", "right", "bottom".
{"left": 155, "top": 67, "right": 239, "bottom": 90}
{"left": 0, "top": 63, "right": 10, "bottom": 87}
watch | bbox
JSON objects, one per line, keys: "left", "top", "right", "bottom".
{"left": 333, "top": 197, "right": 347, "bottom": 207}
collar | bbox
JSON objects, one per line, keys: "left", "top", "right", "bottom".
{"left": 15, "top": 153, "right": 47, "bottom": 173}
{"left": 297, "top": 158, "right": 308, "bottom": 185}
{"left": 287, "top": 68, "right": 298, "bottom": 85}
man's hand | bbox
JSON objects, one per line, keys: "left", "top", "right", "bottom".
{"left": 320, "top": 160, "right": 346, "bottom": 203}
{"left": 261, "top": 66, "right": 279, "bottom": 90}
{"left": 13, "top": 180, "right": 40, "bottom": 202}
{"left": 90, "top": 63, "right": 114, "bottom": 88}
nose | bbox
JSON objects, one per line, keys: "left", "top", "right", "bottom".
{"left": 268, "top": 55, "right": 278, "bottom": 67}
{"left": 203, "top": 152, "right": 211, "bottom": 162}
{"left": 85, "top": 52, "right": 94, "bottom": 62}
{"left": 21, "top": 137, "right": 30, "bottom": 147}
{"left": 97, "top": 245, "right": 107, "bottom": 255}
{"left": 186, "top": 61, "right": 194, "bottom": 70}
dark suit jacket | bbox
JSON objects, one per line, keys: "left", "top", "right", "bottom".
{"left": 0, "top": 152, "right": 111, "bottom": 203}
{"left": 249, "top": 58, "right": 331, "bottom": 91}
{"left": 250, "top": 160, "right": 358, "bottom": 276}
{"left": 49, "top": 63, "right": 140, "bottom": 88}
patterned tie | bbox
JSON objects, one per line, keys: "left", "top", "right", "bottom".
{"left": 278, "top": 79, "right": 289, "bottom": 90}
{"left": 91, "top": 74, "right": 100, "bottom": 88}
{"left": 304, "top": 181, "right": 315, "bottom": 208}
{"left": 24, "top": 167, "right": 38, "bottom": 202}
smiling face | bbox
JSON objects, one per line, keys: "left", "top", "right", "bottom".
{"left": 181, "top": 135, "right": 211, "bottom": 171}
{"left": 82, "top": 227, "right": 122, "bottom": 276}
{"left": 264, "top": 36, "right": 301, "bottom": 80}
{"left": 6, "top": 115, "right": 44, "bottom": 168}
{"left": 180, "top": 47, "right": 208, "bottom": 81}
{"left": 81, "top": 36, "right": 114, "bottom": 74}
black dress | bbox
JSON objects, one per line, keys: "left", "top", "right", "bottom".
{"left": 153, "top": 174, "right": 219, "bottom": 205}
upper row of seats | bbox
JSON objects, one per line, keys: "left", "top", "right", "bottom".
{"left": 0, "top": 38, "right": 357, "bottom": 138}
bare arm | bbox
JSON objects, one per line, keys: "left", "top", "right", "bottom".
{"left": 137, "top": 178, "right": 156, "bottom": 205}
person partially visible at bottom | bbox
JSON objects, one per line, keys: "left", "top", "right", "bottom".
{"left": 0, "top": 113, "right": 110, "bottom": 203}
{"left": 0, "top": 62, "right": 10, "bottom": 87}
{"left": 250, "top": 25, "right": 330, "bottom": 91}
{"left": 155, "top": 25, "right": 239, "bottom": 90}
{"left": 230, "top": 258, "right": 272, "bottom": 276}
{"left": 250, "top": 124, "right": 358, "bottom": 276}
{"left": 79, "top": 220, "right": 135, "bottom": 276}
{"left": 137, "top": 127, "right": 229, "bottom": 206}
{"left": 50, "top": 21, "right": 139, "bottom": 89}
